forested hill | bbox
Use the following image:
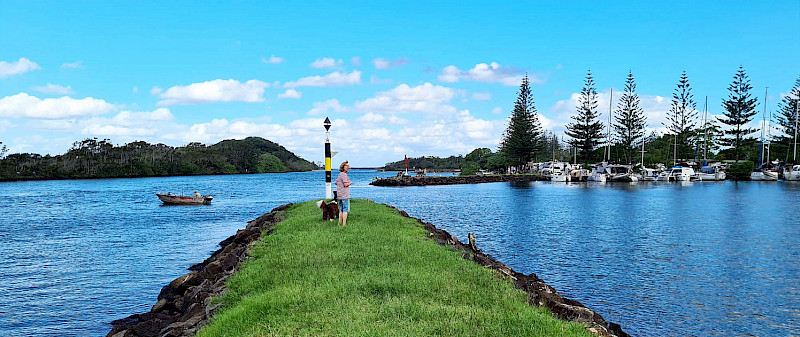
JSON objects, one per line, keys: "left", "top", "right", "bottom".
{"left": 0, "top": 137, "right": 319, "bottom": 181}
{"left": 381, "top": 155, "right": 466, "bottom": 171}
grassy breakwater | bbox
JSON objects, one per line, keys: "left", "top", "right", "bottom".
{"left": 197, "top": 200, "right": 595, "bottom": 337}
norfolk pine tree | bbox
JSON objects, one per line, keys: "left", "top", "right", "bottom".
{"left": 565, "top": 70, "right": 605, "bottom": 162}
{"left": 665, "top": 71, "right": 698, "bottom": 161}
{"left": 499, "top": 75, "right": 543, "bottom": 167}
{"left": 775, "top": 75, "right": 800, "bottom": 162}
{"left": 719, "top": 66, "right": 758, "bottom": 162}
{"left": 613, "top": 71, "right": 647, "bottom": 164}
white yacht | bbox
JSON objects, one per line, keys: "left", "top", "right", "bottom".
{"left": 548, "top": 161, "right": 572, "bottom": 182}
{"left": 587, "top": 162, "right": 608, "bottom": 183}
{"left": 783, "top": 165, "right": 800, "bottom": 181}
{"left": 750, "top": 167, "right": 778, "bottom": 181}
{"left": 606, "top": 165, "right": 638, "bottom": 182}
{"left": 696, "top": 165, "right": 726, "bottom": 181}
{"left": 657, "top": 166, "right": 696, "bottom": 182}
{"left": 640, "top": 167, "right": 660, "bottom": 181}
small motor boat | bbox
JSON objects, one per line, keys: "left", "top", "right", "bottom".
{"left": 156, "top": 191, "right": 213, "bottom": 205}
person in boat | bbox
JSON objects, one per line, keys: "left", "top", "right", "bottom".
{"left": 334, "top": 161, "right": 351, "bottom": 227}
{"left": 194, "top": 190, "right": 202, "bottom": 199}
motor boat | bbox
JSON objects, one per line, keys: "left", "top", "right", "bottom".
{"left": 783, "top": 165, "right": 800, "bottom": 181}
{"left": 570, "top": 168, "right": 590, "bottom": 182}
{"left": 606, "top": 165, "right": 638, "bottom": 182}
{"left": 548, "top": 161, "right": 572, "bottom": 182}
{"left": 156, "top": 191, "right": 213, "bottom": 205}
{"left": 657, "top": 166, "right": 696, "bottom": 182}
{"left": 696, "top": 165, "right": 726, "bottom": 181}
{"left": 639, "top": 167, "right": 660, "bottom": 182}
{"left": 587, "top": 162, "right": 608, "bottom": 183}
{"left": 750, "top": 167, "right": 778, "bottom": 181}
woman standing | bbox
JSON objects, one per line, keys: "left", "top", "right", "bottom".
{"left": 334, "top": 161, "right": 351, "bottom": 227}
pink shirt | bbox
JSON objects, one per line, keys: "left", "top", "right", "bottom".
{"left": 334, "top": 172, "right": 350, "bottom": 199}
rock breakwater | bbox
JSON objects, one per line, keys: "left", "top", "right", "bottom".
{"left": 386, "top": 206, "right": 630, "bottom": 337}
{"left": 106, "top": 204, "right": 292, "bottom": 337}
{"left": 370, "top": 174, "right": 548, "bottom": 186}
{"left": 108, "top": 201, "right": 628, "bottom": 337}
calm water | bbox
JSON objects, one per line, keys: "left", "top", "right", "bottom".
{"left": 1, "top": 170, "right": 799, "bottom": 336}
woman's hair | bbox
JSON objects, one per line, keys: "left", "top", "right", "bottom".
{"left": 339, "top": 161, "right": 349, "bottom": 171}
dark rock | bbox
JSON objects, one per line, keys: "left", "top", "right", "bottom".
{"left": 106, "top": 204, "right": 292, "bottom": 337}
{"left": 396, "top": 205, "right": 630, "bottom": 337}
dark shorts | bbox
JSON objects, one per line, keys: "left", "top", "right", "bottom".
{"left": 338, "top": 198, "right": 350, "bottom": 213}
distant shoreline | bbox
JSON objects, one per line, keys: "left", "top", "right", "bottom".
{"left": 0, "top": 169, "right": 317, "bottom": 183}
{"left": 371, "top": 174, "right": 548, "bottom": 186}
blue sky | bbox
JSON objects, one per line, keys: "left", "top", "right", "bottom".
{"left": 1, "top": 1, "right": 798, "bottom": 166}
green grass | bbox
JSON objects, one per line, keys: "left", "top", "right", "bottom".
{"left": 197, "top": 199, "right": 592, "bottom": 337}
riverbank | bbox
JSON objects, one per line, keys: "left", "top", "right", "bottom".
{"left": 108, "top": 200, "right": 628, "bottom": 337}
{"left": 370, "top": 174, "right": 548, "bottom": 186}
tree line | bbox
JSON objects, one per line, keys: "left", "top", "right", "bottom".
{"left": 382, "top": 69, "right": 799, "bottom": 176}
{"left": 0, "top": 137, "right": 318, "bottom": 181}
{"left": 497, "top": 68, "right": 800, "bottom": 169}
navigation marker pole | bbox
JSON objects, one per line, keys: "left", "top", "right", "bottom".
{"left": 324, "top": 117, "right": 332, "bottom": 200}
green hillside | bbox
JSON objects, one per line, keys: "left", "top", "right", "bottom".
{"left": 0, "top": 137, "right": 318, "bottom": 181}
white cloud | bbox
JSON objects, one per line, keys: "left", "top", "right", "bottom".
{"left": 354, "top": 83, "right": 456, "bottom": 114}
{"left": 370, "top": 75, "right": 393, "bottom": 85}
{"left": 262, "top": 55, "right": 284, "bottom": 64}
{"left": 278, "top": 89, "right": 302, "bottom": 99}
{"left": 83, "top": 124, "right": 157, "bottom": 137}
{"left": 307, "top": 99, "right": 347, "bottom": 116}
{"left": 351, "top": 57, "right": 361, "bottom": 66}
{"left": 471, "top": 92, "right": 492, "bottom": 101}
{"left": 0, "top": 58, "right": 41, "bottom": 78}
{"left": 310, "top": 57, "right": 343, "bottom": 69}
{"left": 356, "top": 112, "right": 408, "bottom": 125}
{"left": 284, "top": 70, "right": 361, "bottom": 88}
{"left": 81, "top": 108, "right": 176, "bottom": 137}
{"left": 61, "top": 61, "right": 84, "bottom": 69}
{"left": 32, "top": 84, "right": 74, "bottom": 95}
{"left": 157, "top": 79, "right": 268, "bottom": 106}
{"left": 548, "top": 89, "right": 672, "bottom": 137}
{"left": 0, "top": 93, "right": 117, "bottom": 119}
{"left": 438, "top": 62, "right": 535, "bottom": 86}
{"left": 150, "top": 86, "right": 163, "bottom": 95}
{"left": 373, "top": 57, "right": 410, "bottom": 70}
{"left": 132, "top": 87, "right": 139, "bottom": 93}
{"left": 112, "top": 108, "right": 174, "bottom": 125}
{"left": 388, "top": 110, "right": 504, "bottom": 156}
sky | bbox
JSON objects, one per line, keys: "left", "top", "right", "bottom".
{"left": 1, "top": 1, "right": 798, "bottom": 167}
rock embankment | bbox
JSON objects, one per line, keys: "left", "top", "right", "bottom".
{"left": 106, "top": 204, "right": 292, "bottom": 337}
{"left": 386, "top": 205, "right": 631, "bottom": 337}
{"left": 370, "top": 174, "right": 548, "bottom": 186}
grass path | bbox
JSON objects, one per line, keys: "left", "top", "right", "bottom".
{"left": 198, "top": 199, "right": 591, "bottom": 337}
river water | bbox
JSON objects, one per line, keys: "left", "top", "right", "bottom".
{"left": 1, "top": 170, "right": 798, "bottom": 336}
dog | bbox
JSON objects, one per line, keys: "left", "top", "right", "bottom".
{"left": 316, "top": 200, "right": 339, "bottom": 221}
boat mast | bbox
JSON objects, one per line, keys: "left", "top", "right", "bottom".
{"left": 702, "top": 95, "right": 708, "bottom": 165}
{"left": 606, "top": 88, "right": 613, "bottom": 162}
{"left": 794, "top": 100, "right": 798, "bottom": 162}
{"left": 640, "top": 138, "right": 646, "bottom": 168}
{"left": 767, "top": 88, "right": 773, "bottom": 165}
{"left": 757, "top": 88, "right": 767, "bottom": 168}
{"left": 673, "top": 133, "right": 677, "bottom": 167}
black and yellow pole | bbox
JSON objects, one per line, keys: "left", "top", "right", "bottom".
{"left": 324, "top": 117, "right": 332, "bottom": 199}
